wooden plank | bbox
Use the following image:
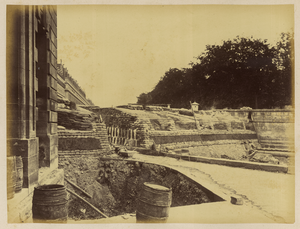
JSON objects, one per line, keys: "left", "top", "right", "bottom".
{"left": 66, "top": 188, "right": 108, "bottom": 218}
{"left": 65, "top": 177, "right": 92, "bottom": 198}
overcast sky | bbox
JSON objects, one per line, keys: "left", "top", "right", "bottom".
{"left": 57, "top": 4, "right": 294, "bottom": 108}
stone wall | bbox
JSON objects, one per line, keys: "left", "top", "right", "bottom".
{"left": 58, "top": 122, "right": 111, "bottom": 165}
{"left": 206, "top": 109, "right": 294, "bottom": 140}
{"left": 250, "top": 110, "right": 294, "bottom": 142}
{"left": 150, "top": 130, "right": 257, "bottom": 146}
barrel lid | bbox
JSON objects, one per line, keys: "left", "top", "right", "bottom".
{"left": 144, "top": 182, "right": 170, "bottom": 191}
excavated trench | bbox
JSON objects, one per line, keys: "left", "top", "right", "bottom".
{"left": 61, "top": 157, "right": 223, "bottom": 220}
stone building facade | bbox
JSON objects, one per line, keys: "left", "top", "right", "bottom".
{"left": 56, "top": 63, "right": 91, "bottom": 105}
{"left": 6, "top": 5, "right": 64, "bottom": 223}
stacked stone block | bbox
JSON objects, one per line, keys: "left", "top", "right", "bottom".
{"left": 58, "top": 122, "right": 111, "bottom": 164}
{"left": 133, "top": 121, "right": 153, "bottom": 149}
{"left": 57, "top": 109, "right": 93, "bottom": 130}
{"left": 94, "top": 122, "right": 111, "bottom": 150}
{"left": 149, "top": 130, "right": 258, "bottom": 150}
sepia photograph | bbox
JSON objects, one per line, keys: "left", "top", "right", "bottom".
{"left": 3, "top": 0, "right": 299, "bottom": 228}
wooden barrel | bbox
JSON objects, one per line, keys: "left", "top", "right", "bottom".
{"left": 7, "top": 156, "right": 16, "bottom": 200}
{"left": 32, "top": 184, "right": 68, "bottom": 223}
{"left": 15, "top": 156, "right": 23, "bottom": 193}
{"left": 136, "top": 182, "right": 172, "bottom": 223}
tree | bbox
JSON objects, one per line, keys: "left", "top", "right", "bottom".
{"left": 137, "top": 34, "right": 293, "bottom": 109}
{"left": 137, "top": 93, "right": 152, "bottom": 109}
{"left": 190, "top": 36, "right": 279, "bottom": 109}
{"left": 149, "top": 68, "right": 188, "bottom": 108}
{"left": 271, "top": 32, "right": 294, "bottom": 107}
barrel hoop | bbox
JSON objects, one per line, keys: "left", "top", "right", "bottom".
{"left": 33, "top": 192, "right": 67, "bottom": 197}
{"left": 143, "top": 185, "right": 171, "bottom": 193}
{"left": 138, "top": 197, "right": 171, "bottom": 207}
{"left": 136, "top": 211, "right": 168, "bottom": 220}
{"left": 32, "top": 199, "right": 68, "bottom": 206}
{"left": 33, "top": 216, "right": 68, "bottom": 223}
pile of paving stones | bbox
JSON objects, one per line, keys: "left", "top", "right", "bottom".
{"left": 57, "top": 108, "right": 94, "bottom": 131}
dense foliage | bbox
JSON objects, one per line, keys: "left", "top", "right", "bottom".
{"left": 137, "top": 33, "right": 293, "bottom": 109}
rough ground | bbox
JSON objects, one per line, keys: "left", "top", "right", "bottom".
{"left": 129, "top": 153, "right": 295, "bottom": 223}
{"left": 61, "top": 155, "right": 212, "bottom": 220}
{"left": 65, "top": 152, "right": 295, "bottom": 223}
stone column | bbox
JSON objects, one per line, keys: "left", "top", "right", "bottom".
{"left": 36, "top": 5, "right": 58, "bottom": 169}
{"left": 6, "top": 6, "right": 40, "bottom": 191}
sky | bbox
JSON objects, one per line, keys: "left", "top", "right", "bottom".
{"left": 57, "top": 4, "right": 294, "bottom": 108}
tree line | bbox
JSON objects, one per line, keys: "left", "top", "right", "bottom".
{"left": 137, "top": 33, "right": 293, "bottom": 109}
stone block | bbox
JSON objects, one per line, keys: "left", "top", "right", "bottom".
{"left": 47, "top": 61, "right": 57, "bottom": 78}
{"left": 47, "top": 99, "right": 57, "bottom": 111}
{"left": 22, "top": 154, "right": 39, "bottom": 177}
{"left": 48, "top": 87, "right": 57, "bottom": 101}
{"left": 48, "top": 123, "right": 57, "bottom": 134}
{"left": 48, "top": 39, "right": 57, "bottom": 58}
{"left": 50, "top": 29, "right": 57, "bottom": 47}
{"left": 6, "top": 137, "right": 38, "bottom": 158}
{"left": 50, "top": 18, "right": 57, "bottom": 36}
{"left": 38, "top": 110, "right": 48, "bottom": 122}
{"left": 7, "top": 103, "right": 20, "bottom": 121}
{"left": 23, "top": 169, "right": 38, "bottom": 188}
{"left": 35, "top": 107, "right": 39, "bottom": 121}
{"left": 47, "top": 74, "right": 57, "bottom": 90}
{"left": 48, "top": 51, "right": 57, "bottom": 70}
{"left": 36, "top": 121, "right": 49, "bottom": 135}
{"left": 19, "top": 83, "right": 26, "bottom": 105}
{"left": 34, "top": 76, "right": 38, "bottom": 91}
{"left": 38, "top": 134, "right": 58, "bottom": 168}
{"left": 48, "top": 111, "right": 57, "bottom": 123}
{"left": 6, "top": 73, "right": 19, "bottom": 103}
{"left": 231, "top": 195, "right": 243, "bottom": 205}
{"left": 7, "top": 120, "right": 20, "bottom": 139}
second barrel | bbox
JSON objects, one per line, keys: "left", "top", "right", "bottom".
{"left": 136, "top": 182, "right": 172, "bottom": 223}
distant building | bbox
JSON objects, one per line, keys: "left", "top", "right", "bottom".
{"left": 57, "top": 63, "right": 92, "bottom": 105}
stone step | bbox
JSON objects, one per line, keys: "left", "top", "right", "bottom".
{"left": 259, "top": 144, "right": 293, "bottom": 150}
{"left": 256, "top": 149, "right": 295, "bottom": 158}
